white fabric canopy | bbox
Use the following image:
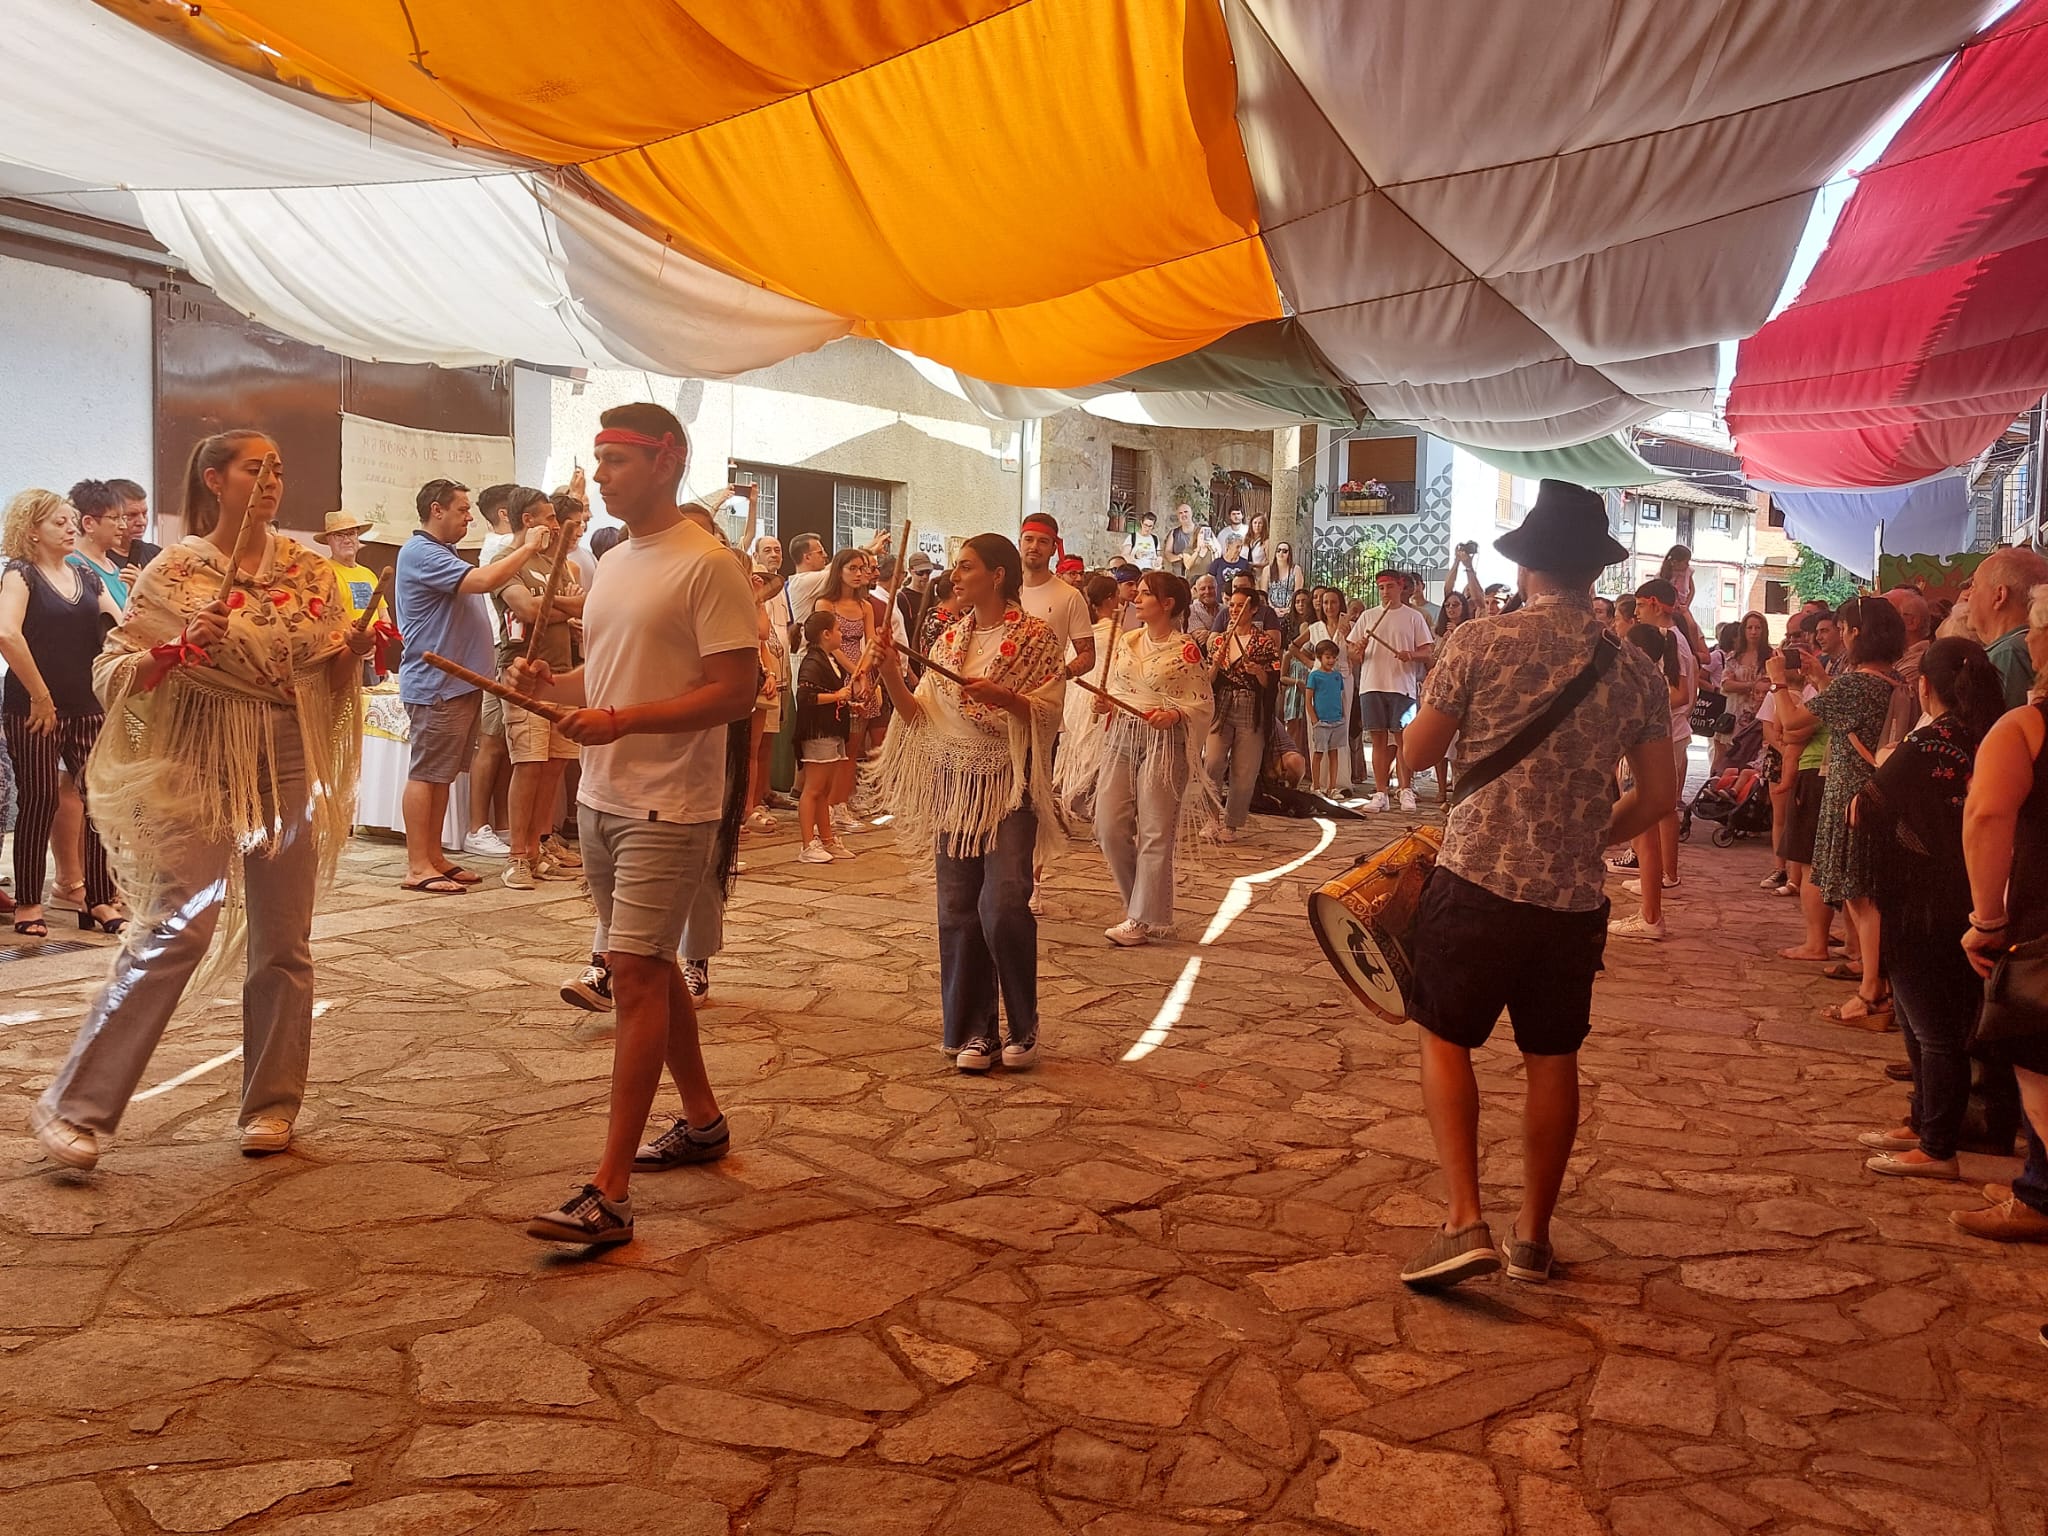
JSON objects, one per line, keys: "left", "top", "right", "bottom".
{"left": 4, "top": 0, "right": 847, "bottom": 378}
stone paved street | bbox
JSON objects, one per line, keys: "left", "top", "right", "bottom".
{"left": 1, "top": 805, "right": 2043, "bottom": 1535}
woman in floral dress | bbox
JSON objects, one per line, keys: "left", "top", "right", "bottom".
{"left": 1768, "top": 595, "right": 1907, "bottom": 1022}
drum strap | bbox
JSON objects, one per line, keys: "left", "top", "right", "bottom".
{"left": 1450, "top": 635, "right": 1618, "bottom": 808}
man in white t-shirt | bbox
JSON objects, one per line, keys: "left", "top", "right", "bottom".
{"left": 511, "top": 404, "right": 759, "bottom": 1249}
{"left": 1346, "top": 570, "right": 1434, "bottom": 811}
{"left": 1015, "top": 512, "right": 1096, "bottom": 680}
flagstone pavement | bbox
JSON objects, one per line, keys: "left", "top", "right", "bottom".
{"left": 0, "top": 804, "right": 2042, "bottom": 1536}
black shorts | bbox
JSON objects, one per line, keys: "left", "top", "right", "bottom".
{"left": 1409, "top": 868, "right": 1609, "bottom": 1056}
{"left": 1786, "top": 767, "right": 1825, "bottom": 867}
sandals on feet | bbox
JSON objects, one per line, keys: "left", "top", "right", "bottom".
{"left": 1823, "top": 961, "right": 1863, "bottom": 981}
{"left": 439, "top": 865, "right": 483, "bottom": 886}
{"left": 12, "top": 917, "right": 48, "bottom": 938}
{"left": 1822, "top": 993, "right": 1893, "bottom": 1024}
{"left": 399, "top": 874, "right": 469, "bottom": 895}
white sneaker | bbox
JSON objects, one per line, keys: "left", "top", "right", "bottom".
{"left": 1105, "top": 919, "right": 1150, "bottom": 947}
{"left": 1363, "top": 792, "right": 1391, "bottom": 812}
{"left": 1758, "top": 869, "right": 1787, "bottom": 890}
{"left": 240, "top": 1115, "right": 293, "bottom": 1155}
{"left": 502, "top": 856, "right": 537, "bottom": 890}
{"left": 30, "top": 1102, "right": 98, "bottom": 1170}
{"left": 1772, "top": 880, "right": 1801, "bottom": 898}
{"left": 955, "top": 1039, "right": 997, "bottom": 1073}
{"left": 824, "top": 839, "right": 857, "bottom": 861}
{"left": 463, "top": 827, "right": 511, "bottom": 859}
{"left": 798, "top": 839, "right": 834, "bottom": 864}
{"left": 1610, "top": 914, "right": 1666, "bottom": 941}
{"left": 1002, "top": 1037, "right": 1038, "bottom": 1070}
{"left": 832, "top": 808, "right": 870, "bottom": 835}
{"left": 1398, "top": 788, "right": 1418, "bottom": 812}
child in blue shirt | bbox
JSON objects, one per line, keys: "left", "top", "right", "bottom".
{"left": 1306, "top": 641, "right": 1348, "bottom": 796}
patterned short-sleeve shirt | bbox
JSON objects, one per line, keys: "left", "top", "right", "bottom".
{"left": 1425, "top": 594, "right": 1669, "bottom": 911}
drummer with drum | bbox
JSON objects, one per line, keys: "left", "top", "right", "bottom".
{"left": 1388, "top": 481, "right": 1675, "bottom": 1291}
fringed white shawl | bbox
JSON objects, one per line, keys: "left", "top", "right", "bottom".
{"left": 871, "top": 606, "right": 1066, "bottom": 871}
{"left": 87, "top": 533, "right": 361, "bottom": 993}
{"left": 1097, "top": 626, "right": 1223, "bottom": 869}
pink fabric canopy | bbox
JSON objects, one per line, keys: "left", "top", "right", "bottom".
{"left": 1730, "top": 0, "right": 2048, "bottom": 487}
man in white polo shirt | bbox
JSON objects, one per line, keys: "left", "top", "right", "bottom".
{"left": 512, "top": 403, "right": 759, "bottom": 1248}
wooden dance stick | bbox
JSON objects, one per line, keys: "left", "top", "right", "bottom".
{"left": 905, "top": 644, "right": 1150, "bottom": 721}
{"left": 1090, "top": 604, "right": 1115, "bottom": 725}
{"left": 1071, "top": 675, "right": 1152, "bottom": 721}
{"left": 353, "top": 565, "right": 395, "bottom": 633}
{"left": 855, "top": 518, "right": 913, "bottom": 685}
{"left": 521, "top": 517, "right": 584, "bottom": 665}
{"left": 214, "top": 454, "right": 279, "bottom": 601}
{"left": 422, "top": 651, "right": 571, "bottom": 723}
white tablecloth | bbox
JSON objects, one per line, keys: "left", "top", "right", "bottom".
{"left": 358, "top": 688, "right": 470, "bottom": 852}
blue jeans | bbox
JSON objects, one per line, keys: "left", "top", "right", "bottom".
{"left": 2018, "top": 1120, "right": 2048, "bottom": 1216}
{"left": 934, "top": 807, "right": 1037, "bottom": 1050}
{"left": 1891, "top": 946, "right": 1976, "bottom": 1161}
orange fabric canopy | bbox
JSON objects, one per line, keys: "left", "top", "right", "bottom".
{"left": 176, "top": 0, "right": 1282, "bottom": 385}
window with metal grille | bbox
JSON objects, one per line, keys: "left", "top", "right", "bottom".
{"left": 1110, "top": 446, "right": 1147, "bottom": 522}
{"left": 1638, "top": 500, "right": 1662, "bottom": 523}
{"left": 730, "top": 467, "right": 778, "bottom": 539}
{"left": 833, "top": 478, "right": 892, "bottom": 550}
{"left": 1710, "top": 509, "right": 1732, "bottom": 532}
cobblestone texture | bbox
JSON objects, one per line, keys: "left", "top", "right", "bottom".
{"left": 2, "top": 807, "right": 2042, "bottom": 1532}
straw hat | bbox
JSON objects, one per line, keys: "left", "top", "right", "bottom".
{"left": 314, "top": 509, "right": 376, "bottom": 544}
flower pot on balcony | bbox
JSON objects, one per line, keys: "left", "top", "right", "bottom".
{"left": 1338, "top": 495, "right": 1390, "bottom": 516}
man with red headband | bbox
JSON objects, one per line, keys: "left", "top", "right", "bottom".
{"left": 510, "top": 403, "right": 759, "bottom": 1248}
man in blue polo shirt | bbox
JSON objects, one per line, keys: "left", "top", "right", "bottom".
{"left": 395, "top": 477, "right": 541, "bottom": 894}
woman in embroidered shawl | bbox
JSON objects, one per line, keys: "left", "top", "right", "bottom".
{"left": 1095, "top": 570, "right": 1219, "bottom": 947}
{"left": 872, "top": 534, "right": 1064, "bottom": 1074}
{"left": 31, "top": 431, "right": 372, "bottom": 1172}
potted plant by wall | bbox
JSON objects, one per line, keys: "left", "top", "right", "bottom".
{"left": 1337, "top": 478, "right": 1391, "bottom": 516}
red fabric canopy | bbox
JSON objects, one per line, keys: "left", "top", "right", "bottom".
{"left": 1729, "top": 1, "right": 2048, "bottom": 487}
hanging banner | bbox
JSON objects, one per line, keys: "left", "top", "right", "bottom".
{"left": 340, "top": 413, "right": 515, "bottom": 546}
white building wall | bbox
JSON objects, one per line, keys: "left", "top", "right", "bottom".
{"left": 0, "top": 254, "right": 153, "bottom": 502}
{"left": 521, "top": 341, "right": 1021, "bottom": 554}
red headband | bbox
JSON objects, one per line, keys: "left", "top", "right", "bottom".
{"left": 594, "top": 427, "right": 680, "bottom": 453}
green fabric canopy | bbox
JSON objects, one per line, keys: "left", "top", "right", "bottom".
{"left": 1447, "top": 434, "right": 1664, "bottom": 488}
{"left": 1114, "top": 319, "right": 1361, "bottom": 424}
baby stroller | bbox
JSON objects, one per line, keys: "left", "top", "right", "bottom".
{"left": 1687, "top": 717, "right": 1771, "bottom": 847}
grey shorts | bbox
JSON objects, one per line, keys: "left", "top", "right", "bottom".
{"left": 579, "top": 807, "right": 721, "bottom": 960}
{"left": 406, "top": 691, "right": 483, "bottom": 784}
{"left": 1359, "top": 690, "right": 1412, "bottom": 733}
{"left": 480, "top": 690, "right": 505, "bottom": 739}
{"left": 798, "top": 737, "right": 848, "bottom": 764}
{"left": 1309, "top": 721, "right": 1345, "bottom": 754}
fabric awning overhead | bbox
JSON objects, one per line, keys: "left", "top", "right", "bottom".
{"left": 0, "top": 0, "right": 2009, "bottom": 450}
{"left": 1729, "top": 0, "right": 2048, "bottom": 487}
